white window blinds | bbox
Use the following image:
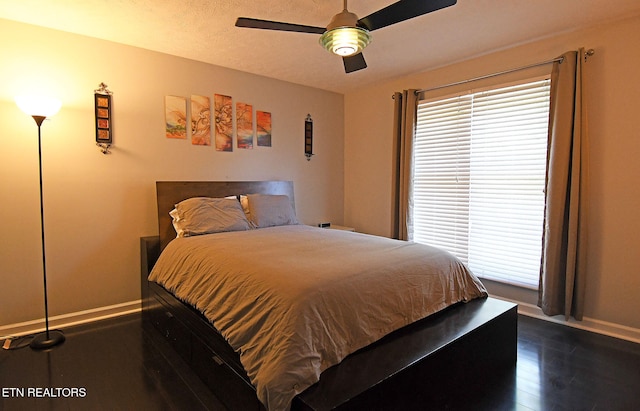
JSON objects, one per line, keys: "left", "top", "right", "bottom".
{"left": 413, "top": 79, "right": 550, "bottom": 289}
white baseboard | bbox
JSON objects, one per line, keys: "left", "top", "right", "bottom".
{"left": 0, "top": 300, "right": 141, "bottom": 339}
{"left": 494, "top": 296, "right": 640, "bottom": 344}
{"left": 3, "top": 297, "right": 638, "bottom": 345}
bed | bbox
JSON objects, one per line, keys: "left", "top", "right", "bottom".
{"left": 141, "top": 180, "right": 517, "bottom": 411}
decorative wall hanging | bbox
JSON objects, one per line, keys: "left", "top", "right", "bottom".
{"left": 304, "top": 114, "right": 313, "bottom": 160}
{"left": 191, "top": 95, "right": 211, "bottom": 146}
{"left": 162, "top": 93, "right": 272, "bottom": 153}
{"left": 94, "top": 82, "right": 113, "bottom": 154}
{"left": 236, "top": 102, "right": 254, "bottom": 149}
{"left": 257, "top": 110, "right": 272, "bottom": 147}
{"left": 214, "top": 94, "right": 233, "bottom": 151}
{"left": 165, "top": 96, "right": 187, "bottom": 139}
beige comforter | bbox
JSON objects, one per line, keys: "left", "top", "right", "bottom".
{"left": 149, "top": 225, "right": 487, "bottom": 411}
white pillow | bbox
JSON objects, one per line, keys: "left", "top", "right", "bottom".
{"left": 169, "top": 208, "right": 185, "bottom": 237}
{"left": 239, "top": 195, "right": 250, "bottom": 216}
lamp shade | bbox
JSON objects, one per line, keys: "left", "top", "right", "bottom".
{"left": 15, "top": 95, "right": 62, "bottom": 118}
{"left": 319, "top": 26, "right": 371, "bottom": 57}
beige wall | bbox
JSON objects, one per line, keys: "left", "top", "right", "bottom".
{"left": 345, "top": 15, "right": 640, "bottom": 331}
{"left": 3, "top": 13, "right": 638, "bottom": 336}
{"left": 0, "top": 19, "right": 344, "bottom": 327}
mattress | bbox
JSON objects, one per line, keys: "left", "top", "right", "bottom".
{"left": 149, "top": 225, "right": 487, "bottom": 411}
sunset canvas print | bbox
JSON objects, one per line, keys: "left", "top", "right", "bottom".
{"left": 236, "top": 102, "right": 253, "bottom": 149}
{"left": 257, "top": 110, "right": 272, "bottom": 147}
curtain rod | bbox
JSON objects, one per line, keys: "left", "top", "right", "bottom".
{"left": 413, "top": 49, "right": 595, "bottom": 96}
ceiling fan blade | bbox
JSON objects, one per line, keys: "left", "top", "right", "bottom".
{"left": 358, "top": 0, "right": 457, "bottom": 31}
{"left": 235, "top": 18, "right": 325, "bottom": 34}
{"left": 343, "top": 53, "right": 367, "bottom": 73}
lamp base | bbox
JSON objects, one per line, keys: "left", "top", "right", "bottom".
{"left": 30, "top": 330, "right": 65, "bottom": 350}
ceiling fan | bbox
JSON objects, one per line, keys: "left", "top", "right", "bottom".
{"left": 236, "top": 0, "right": 457, "bottom": 73}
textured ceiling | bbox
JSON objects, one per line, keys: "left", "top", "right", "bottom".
{"left": 2, "top": 0, "right": 640, "bottom": 93}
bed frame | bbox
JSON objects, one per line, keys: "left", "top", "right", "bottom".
{"left": 141, "top": 181, "right": 518, "bottom": 410}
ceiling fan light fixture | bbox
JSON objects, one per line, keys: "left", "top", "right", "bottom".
{"left": 236, "top": 0, "right": 458, "bottom": 73}
{"left": 319, "top": 26, "right": 371, "bottom": 57}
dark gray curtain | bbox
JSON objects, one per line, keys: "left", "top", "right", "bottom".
{"left": 538, "top": 48, "right": 589, "bottom": 320}
{"left": 391, "top": 90, "right": 418, "bottom": 240}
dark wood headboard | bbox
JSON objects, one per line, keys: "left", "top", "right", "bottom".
{"left": 156, "top": 181, "right": 295, "bottom": 251}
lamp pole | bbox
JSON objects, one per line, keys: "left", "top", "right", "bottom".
{"left": 15, "top": 95, "right": 65, "bottom": 350}
{"left": 29, "top": 115, "right": 65, "bottom": 349}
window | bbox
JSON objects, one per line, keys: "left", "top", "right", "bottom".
{"left": 413, "top": 78, "right": 550, "bottom": 289}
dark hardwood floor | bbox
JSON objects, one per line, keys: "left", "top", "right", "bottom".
{"left": 1, "top": 313, "right": 638, "bottom": 410}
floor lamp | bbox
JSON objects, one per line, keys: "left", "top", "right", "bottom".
{"left": 15, "top": 95, "right": 66, "bottom": 350}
